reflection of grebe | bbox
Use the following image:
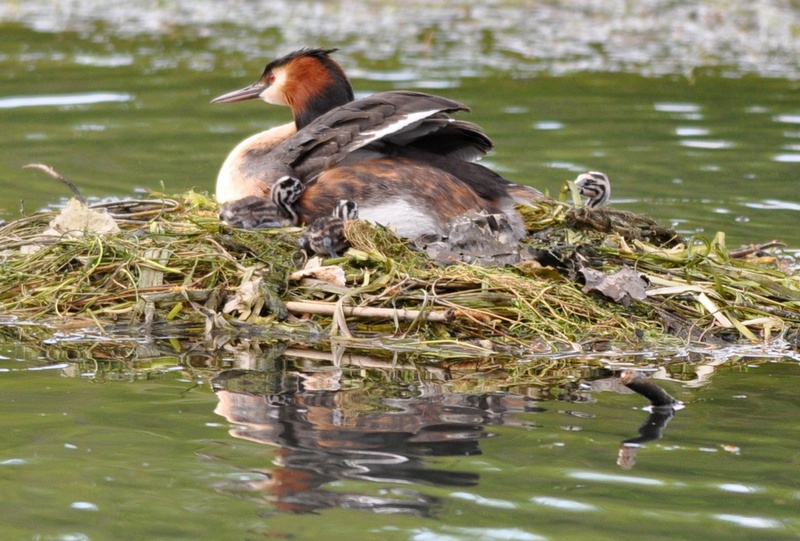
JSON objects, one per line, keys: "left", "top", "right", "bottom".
{"left": 211, "top": 366, "right": 545, "bottom": 515}
{"left": 212, "top": 48, "right": 542, "bottom": 239}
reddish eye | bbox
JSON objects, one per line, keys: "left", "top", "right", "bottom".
{"left": 268, "top": 73, "right": 276, "bottom": 84}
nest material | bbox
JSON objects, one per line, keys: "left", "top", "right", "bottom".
{"left": 1, "top": 191, "right": 798, "bottom": 363}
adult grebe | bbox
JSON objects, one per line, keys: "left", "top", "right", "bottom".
{"left": 212, "top": 48, "right": 542, "bottom": 238}
{"left": 218, "top": 91, "right": 519, "bottom": 238}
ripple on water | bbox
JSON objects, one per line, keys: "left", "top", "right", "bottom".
{"left": 773, "top": 114, "right": 800, "bottom": 124}
{"left": 569, "top": 471, "right": 666, "bottom": 486}
{"left": 70, "top": 502, "right": 100, "bottom": 511}
{"left": 717, "top": 483, "right": 764, "bottom": 494}
{"left": 744, "top": 199, "right": 800, "bottom": 211}
{"left": 679, "top": 140, "right": 734, "bottom": 149}
{"left": 74, "top": 54, "right": 134, "bottom": 67}
{"left": 530, "top": 496, "right": 598, "bottom": 512}
{"left": 714, "top": 514, "right": 783, "bottom": 529}
{"left": 0, "top": 92, "right": 132, "bottom": 109}
{"left": 773, "top": 153, "right": 800, "bottom": 163}
{"left": 675, "top": 127, "right": 710, "bottom": 136}
{"left": 450, "top": 491, "right": 517, "bottom": 509}
{"left": 532, "top": 120, "right": 564, "bottom": 130}
{"left": 73, "top": 123, "right": 107, "bottom": 132}
{"left": 413, "top": 80, "right": 460, "bottom": 89}
{"left": 655, "top": 102, "right": 701, "bottom": 113}
{"left": 546, "top": 161, "right": 588, "bottom": 172}
{"left": 356, "top": 69, "right": 418, "bottom": 82}
{"left": 412, "top": 527, "right": 547, "bottom": 541}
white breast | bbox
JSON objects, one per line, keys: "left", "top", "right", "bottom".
{"left": 357, "top": 199, "right": 445, "bottom": 238}
{"left": 215, "top": 122, "right": 297, "bottom": 204}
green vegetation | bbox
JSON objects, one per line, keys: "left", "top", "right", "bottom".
{"left": 1, "top": 190, "right": 797, "bottom": 368}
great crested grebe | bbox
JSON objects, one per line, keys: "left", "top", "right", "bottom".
{"left": 298, "top": 199, "right": 358, "bottom": 258}
{"left": 264, "top": 174, "right": 357, "bottom": 257}
{"left": 211, "top": 48, "right": 542, "bottom": 239}
{"left": 218, "top": 90, "right": 514, "bottom": 238}
{"left": 574, "top": 171, "right": 611, "bottom": 208}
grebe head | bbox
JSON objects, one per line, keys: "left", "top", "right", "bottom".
{"left": 298, "top": 199, "right": 358, "bottom": 258}
{"left": 574, "top": 171, "right": 611, "bottom": 208}
{"left": 333, "top": 199, "right": 358, "bottom": 221}
{"left": 270, "top": 175, "right": 304, "bottom": 225}
{"left": 211, "top": 47, "right": 354, "bottom": 129}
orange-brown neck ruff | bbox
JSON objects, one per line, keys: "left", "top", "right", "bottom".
{"left": 282, "top": 54, "right": 354, "bottom": 129}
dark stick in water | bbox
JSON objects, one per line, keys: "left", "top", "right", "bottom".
{"left": 620, "top": 369, "right": 680, "bottom": 408}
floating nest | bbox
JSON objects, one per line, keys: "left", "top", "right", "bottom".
{"left": 1, "top": 186, "right": 799, "bottom": 368}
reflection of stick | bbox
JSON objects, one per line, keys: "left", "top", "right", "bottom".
{"left": 620, "top": 370, "right": 679, "bottom": 408}
{"left": 618, "top": 407, "right": 676, "bottom": 470}
{"left": 23, "top": 163, "right": 87, "bottom": 205}
{"left": 282, "top": 347, "right": 448, "bottom": 379}
{"left": 285, "top": 301, "right": 452, "bottom": 322}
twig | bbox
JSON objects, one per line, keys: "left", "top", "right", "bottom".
{"left": 23, "top": 163, "right": 86, "bottom": 205}
{"left": 729, "top": 240, "right": 785, "bottom": 259}
{"left": 285, "top": 300, "right": 453, "bottom": 322}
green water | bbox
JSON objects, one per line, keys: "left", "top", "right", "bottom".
{"left": 2, "top": 2, "right": 800, "bottom": 539}
{"left": 1, "top": 21, "right": 799, "bottom": 247}
{"left": 2, "top": 346, "right": 799, "bottom": 540}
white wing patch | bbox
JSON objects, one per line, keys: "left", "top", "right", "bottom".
{"left": 357, "top": 109, "right": 445, "bottom": 148}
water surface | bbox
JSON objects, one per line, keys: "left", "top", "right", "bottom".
{"left": 0, "top": 4, "right": 799, "bottom": 247}
{"left": 1, "top": 345, "right": 799, "bottom": 540}
{"left": 1, "top": 3, "right": 800, "bottom": 540}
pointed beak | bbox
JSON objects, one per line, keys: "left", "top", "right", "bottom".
{"left": 210, "top": 82, "right": 266, "bottom": 104}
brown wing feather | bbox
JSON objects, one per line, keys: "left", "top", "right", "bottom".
{"left": 266, "top": 91, "right": 471, "bottom": 181}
